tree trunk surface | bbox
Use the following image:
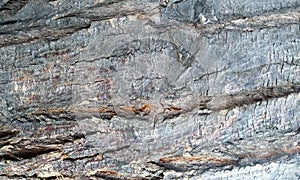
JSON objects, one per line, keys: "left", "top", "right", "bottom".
{"left": 0, "top": 0, "right": 300, "bottom": 179}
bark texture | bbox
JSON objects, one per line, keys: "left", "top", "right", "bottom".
{"left": 0, "top": 0, "right": 300, "bottom": 179}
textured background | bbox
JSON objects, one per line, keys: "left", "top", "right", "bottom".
{"left": 0, "top": 0, "right": 300, "bottom": 179}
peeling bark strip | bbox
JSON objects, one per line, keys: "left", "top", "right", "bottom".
{"left": 153, "top": 145, "right": 300, "bottom": 174}
{"left": 206, "top": 83, "right": 300, "bottom": 111}
{"left": 0, "top": 0, "right": 300, "bottom": 179}
{"left": 0, "top": 145, "right": 60, "bottom": 161}
{"left": 92, "top": 170, "right": 122, "bottom": 180}
{"left": 0, "top": 128, "right": 19, "bottom": 140}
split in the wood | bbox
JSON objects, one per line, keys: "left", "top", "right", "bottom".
{"left": 62, "top": 152, "right": 102, "bottom": 161}
{"left": 12, "top": 83, "right": 300, "bottom": 127}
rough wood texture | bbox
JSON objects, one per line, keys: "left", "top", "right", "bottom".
{"left": 0, "top": 0, "right": 299, "bottom": 179}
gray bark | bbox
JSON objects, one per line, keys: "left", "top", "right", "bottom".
{"left": 0, "top": 0, "right": 300, "bottom": 179}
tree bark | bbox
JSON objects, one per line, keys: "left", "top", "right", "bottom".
{"left": 0, "top": 0, "right": 300, "bottom": 179}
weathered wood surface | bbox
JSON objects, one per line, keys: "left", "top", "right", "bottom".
{"left": 0, "top": 0, "right": 300, "bottom": 179}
